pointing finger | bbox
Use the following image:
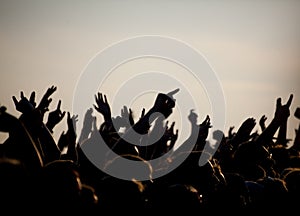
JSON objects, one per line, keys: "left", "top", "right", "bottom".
{"left": 286, "top": 94, "right": 293, "bottom": 108}
{"left": 167, "top": 88, "right": 180, "bottom": 97}
{"left": 276, "top": 98, "right": 282, "bottom": 108}
{"left": 57, "top": 100, "right": 61, "bottom": 110}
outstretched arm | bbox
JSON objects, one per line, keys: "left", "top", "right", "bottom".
{"left": 259, "top": 115, "right": 267, "bottom": 132}
{"left": 59, "top": 112, "right": 78, "bottom": 163}
{"left": 256, "top": 94, "right": 293, "bottom": 146}
{"left": 111, "top": 89, "right": 179, "bottom": 156}
{"left": 12, "top": 88, "right": 61, "bottom": 164}
{"left": 230, "top": 117, "right": 256, "bottom": 150}
{"left": 132, "top": 89, "right": 178, "bottom": 134}
{"left": 37, "top": 85, "right": 57, "bottom": 119}
{"left": 78, "top": 108, "right": 94, "bottom": 145}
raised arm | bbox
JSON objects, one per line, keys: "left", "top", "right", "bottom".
{"left": 111, "top": 89, "right": 179, "bottom": 156}
{"left": 37, "top": 85, "right": 57, "bottom": 118}
{"left": 13, "top": 88, "right": 61, "bottom": 164}
{"left": 230, "top": 117, "right": 256, "bottom": 150}
{"left": 93, "top": 92, "right": 112, "bottom": 124}
{"left": 46, "top": 100, "right": 66, "bottom": 133}
{"left": 59, "top": 112, "right": 78, "bottom": 163}
{"left": 259, "top": 115, "right": 267, "bottom": 132}
{"left": 255, "top": 94, "right": 293, "bottom": 146}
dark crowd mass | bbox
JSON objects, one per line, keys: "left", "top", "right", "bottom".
{"left": 0, "top": 85, "right": 300, "bottom": 214}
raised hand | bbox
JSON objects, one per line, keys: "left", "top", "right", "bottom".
{"left": 83, "top": 108, "right": 94, "bottom": 131}
{"left": 164, "top": 121, "right": 179, "bottom": 149}
{"left": 59, "top": 112, "right": 78, "bottom": 162}
{"left": 188, "top": 109, "right": 198, "bottom": 125}
{"left": 91, "top": 115, "right": 98, "bottom": 136}
{"left": 121, "top": 105, "right": 130, "bottom": 119}
{"left": 238, "top": 117, "right": 256, "bottom": 135}
{"left": 200, "top": 115, "right": 212, "bottom": 128}
{"left": 259, "top": 115, "right": 267, "bottom": 132}
{"left": 37, "top": 85, "right": 57, "bottom": 115}
{"left": 12, "top": 91, "right": 35, "bottom": 114}
{"left": 149, "top": 121, "right": 179, "bottom": 159}
{"left": 93, "top": 92, "right": 112, "bottom": 122}
{"left": 127, "top": 107, "right": 134, "bottom": 126}
{"left": 228, "top": 126, "right": 235, "bottom": 139}
{"left": 46, "top": 100, "right": 66, "bottom": 133}
{"left": 66, "top": 112, "right": 77, "bottom": 145}
{"left": 198, "top": 115, "right": 212, "bottom": 141}
{"left": 121, "top": 106, "right": 134, "bottom": 127}
{"left": 192, "top": 115, "right": 212, "bottom": 152}
{"left": 57, "top": 130, "right": 68, "bottom": 151}
{"left": 78, "top": 108, "right": 94, "bottom": 145}
{"left": 274, "top": 94, "right": 293, "bottom": 123}
{"left": 140, "top": 108, "right": 145, "bottom": 119}
{"left": 231, "top": 117, "right": 256, "bottom": 149}
{"left": 71, "top": 114, "right": 79, "bottom": 134}
{"left": 152, "top": 88, "right": 179, "bottom": 118}
{"left": 166, "top": 88, "right": 180, "bottom": 100}
{"left": 255, "top": 94, "right": 293, "bottom": 147}
{"left": 135, "top": 89, "right": 179, "bottom": 134}
{"left": 274, "top": 94, "right": 294, "bottom": 147}
{"left": 29, "top": 91, "right": 37, "bottom": 108}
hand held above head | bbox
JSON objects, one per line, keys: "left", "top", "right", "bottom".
{"left": 151, "top": 88, "right": 179, "bottom": 118}
{"left": 274, "top": 94, "right": 293, "bottom": 123}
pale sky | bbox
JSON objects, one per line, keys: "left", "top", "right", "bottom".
{"left": 0, "top": 0, "right": 300, "bottom": 148}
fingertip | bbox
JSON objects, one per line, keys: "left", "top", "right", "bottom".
{"left": 287, "top": 94, "right": 293, "bottom": 106}
{"left": 276, "top": 98, "right": 282, "bottom": 107}
{"left": 30, "top": 91, "right": 36, "bottom": 98}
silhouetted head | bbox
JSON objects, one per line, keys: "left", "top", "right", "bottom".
{"left": 282, "top": 168, "right": 300, "bottom": 193}
{"left": 150, "top": 183, "right": 202, "bottom": 211}
{"left": 0, "top": 157, "right": 34, "bottom": 211}
{"left": 164, "top": 151, "right": 226, "bottom": 196}
{"left": 233, "top": 140, "right": 274, "bottom": 180}
{"left": 40, "top": 159, "right": 82, "bottom": 210}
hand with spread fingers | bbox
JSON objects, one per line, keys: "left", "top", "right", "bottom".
{"left": 46, "top": 100, "right": 66, "bottom": 133}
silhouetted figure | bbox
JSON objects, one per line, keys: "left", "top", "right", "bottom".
{"left": 0, "top": 84, "right": 298, "bottom": 213}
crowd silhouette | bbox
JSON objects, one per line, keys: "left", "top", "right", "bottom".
{"left": 0, "top": 85, "right": 299, "bottom": 214}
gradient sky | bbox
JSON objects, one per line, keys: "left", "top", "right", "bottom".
{"left": 1, "top": 0, "right": 300, "bottom": 148}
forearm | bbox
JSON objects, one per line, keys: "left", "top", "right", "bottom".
{"left": 38, "top": 125, "right": 61, "bottom": 163}
{"left": 276, "top": 121, "right": 288, "bottom": 146}
{"left": 63, "top": 145, "right": 78, "bottom": 163}
{"left": 255, "top": 119, "right": 281, "bottom": 146}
